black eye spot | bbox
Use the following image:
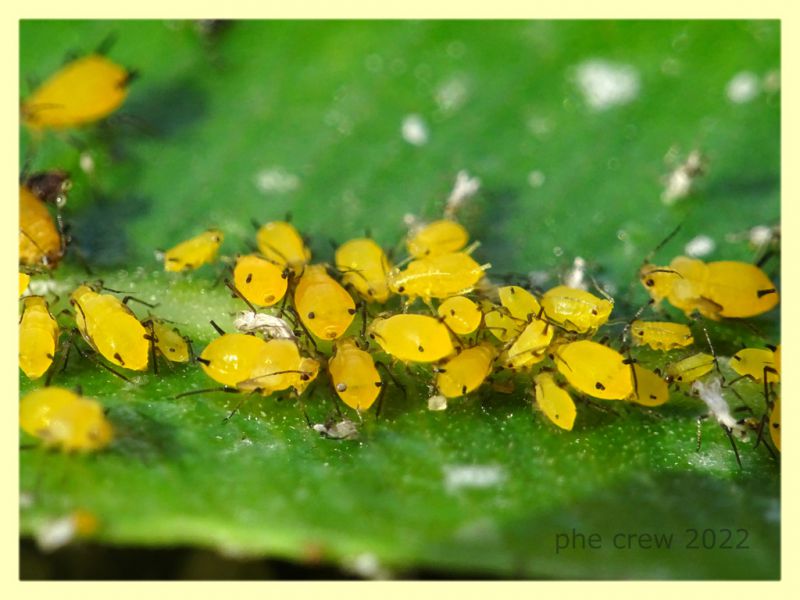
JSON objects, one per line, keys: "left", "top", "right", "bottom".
{"left": 637, "top": 330, "right": 644, "bottom": 336}
{"left": 450, "top": 309, "right": 456, "bottom": 316}
{"left": 348, "top": 308, "right": 356, "bottom": 315}
{"left": 368, "top": 289, "right": 374, "bottom": 296}
{"left": 591, "top": 309, "right": 598, "bottom": 315}
{"left": 418, "top": 345, "right": 424, "bottom": 352}
{"left": 397, "top": 286, "right": 405, "bottom": 293}
{"left": 646, "top": 279, "right": 654, "bottom": 287}
{"left": 246, "top": 273, "right": 253, "bottom": 283}
{"left": 595, "top": 382, "right": 605, "bottom": 390}
{"left": 462, "top": 385, "right": 467, "bottom": 394}
{"left": 308, "top": 312, "right": 315, "bottom": 319}
{"left": 169, "top": 347, "right": 175, "bottom": 353}
{"left": 650, "top": 394, "right": 657, "bottom": 400}
{"left": 369, "top": 333, "right": 375, "bottom": 339}
{"left": 374, "top": 381, "right": 382, "bottom": 388}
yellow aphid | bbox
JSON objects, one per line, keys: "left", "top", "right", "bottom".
{"left": 147, "top": 319, "right": 190, "bottom": 363}
{"left": 329, "top": 338, "right": 382, "bottom": 410}
{"left": 554, "top": 340, "right": 633, "bottom": 400}
{"left": 368, "top": 314, "right": 454, "bottom": 363}
{"left": 482, "top": 302, "right": 525, "bottom": 342}
{"left": 630, "top": 320, "right": 694, "bottom": 351}
{"left": 629, "top": 364, "right": 670, "bottom": 407}
{"left": 730, "top": 346, "right": 780, "bottom": 383}
{"left": 534, "top": 372, "right": 576, "bottom": 431}
{"left": 294, "top": 265, "right": 356, "bottom": 340}
{"left": 19, "top": 272, "right": 31, "bottom": 296}
{"left": 438, "top": 296, "right": 482, "bottom": 335}
{"left": 237, "top": 339, "right": 319, "bottom": 395}
{"left": 256, "top": 221, "right": 311, "bottom": 274}
{"left": 198, "top": 333, "right": 270, "bottom": 387}
{"left": 769, "top": 396, "right": 780, "bottom": 452}
{"left": 389, "top": 252, "right": 488, "bottom": 300}
{"left": 335, "top": 238, "right": 391, "bottom": 303}
{"left": 163, "top": 229, "right": 223, "bottom": 272}
{"left": 407, "top": 219, "right": 469, "bottom": 258}
{"left": 498, "top": 285, "right": 542, "bottom": 322}
{"left": 19, "top": 184, "right": 64, "bottom": 269}
{"left": 639, "top": 257, "right": 779, "bottom": 319}
{"left": 665, "top": 352, "right": 715, "bottom": 384}
{"left": 233, "top": 254, "right": 288, "bottom": 307}
{"left": 22, "top": 54, "right": 132, "bottom": 130}
{"left": 70, "top": 285, "right": 149, "bottom": 371}
{"left": 436, "top": 343, "right": 496, "bottom": 398}
{"left": 503, "top": 318, "right": 553, "bottom": 370}
{"left": 541, "top": 285, "right": 613, "bottom": 333}
{"left": 19, "top": 296, "right": 59, "bottom": 380}
{"left": 20, "top": 387, "right": 113, "bottom": 452}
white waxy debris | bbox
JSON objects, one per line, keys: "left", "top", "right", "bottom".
{"left": 233, "top": 311, "right": 295, "bottom": 340}
{"left": 435, "top": 77, "right": 469, "bottom": 114}
{"left": 79, "top": 151, "right": 95, "bottom": 175}
{"left": 444, "top": 170, "right": 481, "bottom": 218}
{"left": 254, "top": 167, "right": 300, "bottom": 194}
{"left": 312, "top": 419, "right": 359, "bottom": 440}
{"left": 527, "top": 170, "right": 546, "bottom": 188}
{"left": 692, "top": 377, "right": 745, "bottom": 436}
{"left": 573, "top": 59, "right": 640, "bottom": 111}
{"left": 36, "top": 515, "right": 78, "bottom": 552}
{"left": 528, "top": 270, "right": 551, "bottom": 288}
{"left": 684, "top": 235, "right": 716, "bottom": 258}
{"left": 345, "top": 552, "right": 391, "bottom": 579}
{"left": 726, "top": 71, "right": 760, "bottom": 104}
{"left": 443, "top": 464, "right": 506, "bottom": 493}
{"left": 428, "top": 394, "right": 448, "bottom": 411}
{"left": 562, "top": 256, "right": 588, "bottom": 290}
{"left": 661, "top": 149, "right": 706, "bottom": 205}
{"left": 401, "top": 114, "right": 429, "bottom": 146}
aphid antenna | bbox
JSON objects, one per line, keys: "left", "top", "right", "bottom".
{"left": 643, "top": 222, "right": 684, "bottom": 264}
{"left": 224, "top": 279, "right": 259, "bottom": 313}
{"left": 174, "top": 386, "right": 239, "bottom": 400}
{"left": 122, "top": 295, "right": 158, "bottom": 309}
{"left": 284, "top": 306, "right": 319, "bottom": 352}
{"left": 94, "top": 31, "right": 119, "bottom": 56}
{"left": 699, "top": 323, "right": 724, "bottom": 380}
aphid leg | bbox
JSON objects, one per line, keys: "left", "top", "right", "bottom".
{"left": 285, "top": 307, "right": 318, "bottom": 352}
{"left": 122, "top": 295, "right": 158, "bottom": 309}
{"left": 620, "top": 299, "right": 655, "bottom": 344}
{"left": 722, "top": 425, "right": 743, "bottom": 469}
{"left": 224, "top": 279, "right": 258, "bottom": 313}
{"left": 358, "top": 301, "right": 370, "bottom": 348}
{"left": 223, "top": 395, "right": 250, "bottom": 423}
{"left": 174, "top": 386, "right": 239, "bottom": 400}
{"left": 72, "top": 340, "right": 133, "bottom": 384}
{"left": 209, "top": 320, "right": 226, "bottom": 336}
{"left": 144, "top": 320, "right": 159, "bottom": 376}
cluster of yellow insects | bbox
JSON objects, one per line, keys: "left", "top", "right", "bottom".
{"left": 19, "top": 49, "right": 781, "bottom": 465}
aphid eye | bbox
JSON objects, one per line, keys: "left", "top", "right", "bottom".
{"left": 461, "top": 385, "right": 467, "bottom": 394}
{"left": 595, "top": 382, "right": 605, "bottom": 390}
{"left": 645, "top": 279, "right": 655, "bottom": 287}
{"left": 450, "top": 309, "right": 456, "bottom": 316}
{"left": 397, "top": 286, "right": 405, "bottom": 293}
{"left": 246, "top": 273, "right": 253, "bottom": 283}
{"left": 169, "top": 348, "right": 175, "bottom": 353}
{"left": 369, "top": 333, "right": 375, "bottom": 339}
{"left": 591, "top": 309, "right": 598, "bottom": 315}
{"left": 637, "top": 330, "right": 644, "bottom": 336}
{"left": 347, "top": 308, "right": 356, "bottom": 315}
{"left": 308, "top": 312, "right": 315, "bottom": 319}
{"left": 418, "top": 345, "right": 424, "bottom": 352}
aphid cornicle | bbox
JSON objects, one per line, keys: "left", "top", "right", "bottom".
{"left": 256, "top": 221, "right": 311, "bottom": 275}
{"left": 19, "top": 296, "right": 59, "bottom": 380}
{"left": 70, "top": 285, "right": 149, "bottom": 371}
{"left": 334, "top": 238, "right": 392, "bottom": 303}
{"left": 368, "top": 314, "right": 454, "bottom": 363}
{"left": 19, "top": 184, "right": 64, "bottom": 269}
{"left": 639, "top": 256, "right": 779, "bottom": 319}
{"left": 22, "top": 54, "right": 133, "bottom": 130}
{"left": 534, "top": 372, "right": 576, "bottom": 431}
{"left": 541, "top": 285, "right": 613, "bottom": 334}
{"left": 628, "top": 364, "right": 670, "bottom": 407}
{"left": 730, "top": 346, "right": 780, "bottom": 383}
{"left": 232, "top": 254, "right": 288, "bottom": 307}
{"left": 437, "top": 295, "right": 482, "bottom": 335}
{"left": 388, "top": 251, "right": 488, "bottom": 301}
{"left": 20, "top": 388, "right": 113, "bottom": 452}
{"left": 406, "top": 219, "right": 469, "bottom": 258}
{"left": 163, "top": 229, "right": 224, "bottom": 272}
{"left": 629, "top": 320, "right": 694, "bottom": 351}
{"left": 436, "top": 343, "right": 496, "bottom": 398}
{"left": 665, "top": 352, "right": 715, "bottom": 384}
{"left": 553, "top": 340, "right": 633, "bottom": 400}
{"left": 328, "top": 338, "right": 382, "bottom": 411}
{"left": 294, "top": 265, "right": 356, "bottom": 340}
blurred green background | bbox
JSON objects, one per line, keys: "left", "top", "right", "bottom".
{"left": 20, "top": 20, "right": 780, "bottom": 579}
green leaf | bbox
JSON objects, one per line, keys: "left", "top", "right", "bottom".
{"left": 20, "top": 20, "right": 780, "bottom": 579}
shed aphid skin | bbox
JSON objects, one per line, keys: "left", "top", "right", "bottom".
{"left": 692, "top": 377, "right": 748, "bottom": 468}
{"left": 639, "top": 256, "right": 779, "bottom": 320}
{"left": 541, "top": 285, "right": 613, "bottom": 334}
{"left": 163, "top": 229, "right": 224, "bottom": 272}
{"left": 553, "top": 340, "right": 633, "bottom": 401}
{"left": 233, "top": 311, "right": 295, "bottom": 340}
{"left": 435, "top": 343, "right": 497, "bottom": 398}
{"left": 19, "top": 296, "right": 59, "bottom": 380}
{"left": 232, "top": 254, "right": 288, "bottom": 307}
{"left": 70, "top": 284, "right": 150, "bottom": 371}
{"left": 19, "top": 184, "right": 66, "bottom": 269}
{"left": 368, "top": 314, "right": 455, "bottom": 363}
{"left": 534, "top": 372, "right": 577, "bottom": 431}
{"left": 730, "top": 346, "right": 780, "bottom": 383}
{"left": 437, "top": 295, "right": 482, "bottom": 335}
{"left": 502, "top": 318, "right": 553, "bottom": 370}
{"left": 334, "top": 238, "right": 392, "bottom": 303}
{"left": 255, "top": 220, "right": 311, "bottom": 275}
{"left": 628, "top": 364, "right": 670, "bottom": 407}
{"left": 388, "top": 251, "right": 489, "bottom": 301}
{"left": 406, "top": 219, "right": 469, "bottom": 258}
{"left": 19, "top": 272, "right": 31, "bottom": 297}
{"left": 294, "top": 265, "right": 356, "bottom": 340}
{"left": 22, "top": 54, "right": 134, "bottom": 130}
{"left": 20, "top": 388, "right": 113, "bottom": 452}
{"left": 482, "top": 302, "right": 525, "bottom": 342}
{"left": 629, "top": 320, "right": 694, "bottom": 351}
{"left": 665, "top": 352, "right": 715, "bottom": 385}
{"left": 329, "top": 338, "right": 382, "bottom": 411}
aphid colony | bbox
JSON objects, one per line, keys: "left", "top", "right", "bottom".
{"left": 18, "top": 51, "right": 780, "bottom": 463}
